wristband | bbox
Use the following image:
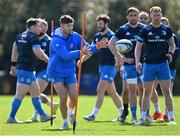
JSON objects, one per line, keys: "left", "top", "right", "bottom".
{"left": 168, "top": 52, "right": 173, "bottom": 56}
{"left": 11, "top": 61, "right": 17, "bottom": 66}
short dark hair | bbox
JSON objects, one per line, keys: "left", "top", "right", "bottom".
{"left": 96, "top": 14, "right": 110, "bottom": 25}
{"left": 127, "top": 7, "right": 139, "bottom": 15}
{"left": 59, "top": 15, "right": 74, "bottom": 24}
{"left": 26, "top": 18, "right": 39, "bottom": 28}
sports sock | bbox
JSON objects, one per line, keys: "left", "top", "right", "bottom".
{"left": 141, "top": 111, "right": 147, "bottom": 121}
{"left": 9, "top": 98, "right": 22, "bottom": 119}
{"left": 130, "top": 106, "right": 137, "bottom": 119}
{"left": 32, "top": 97, "right": 46, "bottom": 118}
{"left": 118, "top": 107, "right": 124, "bottom": 116}
{"left": 68, "top": 107, "right": 73, "bottom": 116}
{"left": 168, "top": 111, "right": 175, "bottom": 121}
{"left": 32, "top": 109, "right": 39, "bottom": 118}
{"left": 123, "top": 104, "right": 128, "bottom": 112}
{"left": 91, "top": 107, "right": 99, "bottom": 117}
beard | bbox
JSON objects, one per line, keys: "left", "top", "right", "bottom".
{"left": 129, "top": 20, "right": 137, "bottom": 26}
{"left": 99, "top": 27, "right": 106, "bottom": 32}
{"left": 38, "top": 31, "right": 45, "bottom": 36}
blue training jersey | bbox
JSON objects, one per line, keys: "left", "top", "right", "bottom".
{"left": 47, "top": 28, "right": 95, "bottom": 77}
{"left": 114, "top": 23, "right": 145, "bottom": 65}
{"left": 92, "top": 29, "right": 115, "bottom": 66}
{"left": 138, "top": 23, "right": 173, "bottom": 64}
{"left": 35, "top": 34, "right": 51, "bottom": 72}
{"left": 15, "top": 30, "right": 40, "bottom": 71}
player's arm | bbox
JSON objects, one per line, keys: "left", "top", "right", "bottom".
{"left": 108, "top": 29, "right": 134, "bottom": 65}
{"left": 77, "top": 54, "right": 92, "bottom": 68}
{"left": 10, "top": 42, "right": 18, "bottom": 76}
{"left": 135, "top": 28, "right": 146, "bottom": 74}
{"left": 33, "top": 45, "right": 49, "bottom": 63}
{"left": 166, "top": 28, "right": 176, "bottom": 63}
{"left": 135, "top": 41, "right": 143, "bottom": 74}
{"left": 52, "top": 39, "right": 90, "bottom": 61}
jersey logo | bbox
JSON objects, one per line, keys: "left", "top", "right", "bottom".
{"left": 103, "top": 75, "right": 108, "bottom": 79}
{"left": 126, "top": 32, "right": 131, "bottom": 36}
{"left": 21, "top": 33, "right": 27, "bottom": 38}
{"left": 161, "top": 30, "right": 167, "bottom": 35}
{"left": 155, "top": 36, "right": 160, "bottom": 39}
{"left": 134, "top": 35, "right": 138, "bottom": 40}
{"left": 20, "top": 77, "right": 24, "bottom": 82}
{"left": 43, "top": 74, "right": 47, "bottom": 78}
{"left": 148, "top": 32, "right": 153, "bottom": 36}
{"left": 26, "top": 78, "right": 31, "bottom": 83}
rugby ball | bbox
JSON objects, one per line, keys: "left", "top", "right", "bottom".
{"left": 116, "top": 39, "right": 133, "bottom": 53}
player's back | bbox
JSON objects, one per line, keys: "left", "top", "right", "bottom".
{"left": 16, "top": 30, "right": 40, "bottom": 71}
{"left": 34, "top": 34, "right": 51, "bottom": 72}
{"left": 93, "top": 29, "right": 115, "bottom": 66}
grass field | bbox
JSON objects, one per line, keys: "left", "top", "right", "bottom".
{"left": 0, "top": 95, "right": 180, "bottom": 136}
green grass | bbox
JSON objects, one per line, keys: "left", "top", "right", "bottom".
{"left": 0, "top": 95, "right": 180, "bottom": 136}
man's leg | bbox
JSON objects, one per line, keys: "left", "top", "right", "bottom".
{"left": 136, "top": 81, "right": 154, "bottom": 125}
{"left": 54, "top": 82, "right": 69, "bottom": 129}
{"left": 160, "top": 80, "right": 175, "bottom": 123}
{"left": 30, "top": 81, "right": 53, "bottom": 122}
{"left": 83, "top": 80, "right": 108, "bottom": 121}
{"left": 151, "top": 80, "right": 163, "bottom": 120}
{"left": 7, "top": 82, "right": 29, "bottom": 123}
{"left": 120, "top": 80, "right": 129, "bottom": 121}
{"left": 128, "top": 82, "right": 137, "bottom": 124}
{"left": 136, "top": 83, "right": 143, "bottom": 111}
{"left": 106, "top": 81, "right": 124, "bottom": 120}
{"left": 31, "top": 78, "right": 58, "bottom": 121}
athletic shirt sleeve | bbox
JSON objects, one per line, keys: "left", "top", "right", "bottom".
{"left": 166, "top": 27, "right": 173, "bottom": 41}
{"left": 30, "top": 34, "right": 41, "bottom": 48}
{"left": 52, "top": 38, "right": 80, "bottom": 60}
{"left": 114, "top": 27, "right": 126, "bottom": 40}
{"left": 137, "top": 27, "right": 147, "bottom": 43}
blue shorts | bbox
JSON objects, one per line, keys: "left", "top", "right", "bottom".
{"left": 142, "top": 61, "right": 171, "bottom": 82}
{"left": 122, "top": 65, "right": 139, "bottom": 84}
{"left": 16, "top": 70, "right": 36, "bottom": 85}
{"left": 170, "top": 69, "right": 176, "bottom": 81}
{"left": 36, "top": 69, "right": 49, "bottom": 82}
{"left": 49, "top": 74, "right": 77, "bottom": 85}
{"left": 99, "top": 65, "right": 117, "bottom": 83}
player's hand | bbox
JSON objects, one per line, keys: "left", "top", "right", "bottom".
{"left": 136, "top": 62, "right": 142, "bottom": 74}
{"left": 166, "top": 53, "right": 173, "bottom": 63}
{"left": 10, "top": 66, "right": 16, "bottom": 76}
{"left": 77, "top": 60, "right": 80, "bottom": 68}
{"left": 81, "top": 46, "right": 91, "bottom": 56}
{"left": 123, "top": 57, "right": 134, "bottom": 64}
{"left": 96, "top": 38, "right": 108, "bottom": 49}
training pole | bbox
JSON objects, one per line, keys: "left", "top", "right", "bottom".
{"left": 73, "top": 11, "right": 87, "bottom": 133}
{"left": 50, "top": 20, "right": 54, "bottom": 126}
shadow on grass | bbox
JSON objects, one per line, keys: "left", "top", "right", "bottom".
{"left": 42, "top": 128, "right": 71, "bottom": 131}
